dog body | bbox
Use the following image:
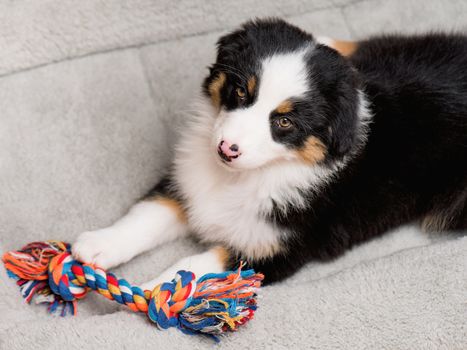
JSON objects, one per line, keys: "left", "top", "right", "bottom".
{"left": 73, "top": 20, "right": 466, "bottom": 287}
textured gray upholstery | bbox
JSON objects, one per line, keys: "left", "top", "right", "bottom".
{"left": 1, "top": 1, "right": 466, "bottom": 348}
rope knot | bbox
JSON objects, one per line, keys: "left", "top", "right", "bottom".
{"left": 148, "top": 270, "right": 196, "bottom": 329}
{"left": 48, "top": 252, "right": 88, "bottom": 302}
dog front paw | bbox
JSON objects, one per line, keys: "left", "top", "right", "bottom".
{"left": 72, "top": 228, "right": 133, "bottom": 269}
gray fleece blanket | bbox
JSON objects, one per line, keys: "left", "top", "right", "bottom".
{"left": 0, "top": 1, "right": 466, "bottom": 349}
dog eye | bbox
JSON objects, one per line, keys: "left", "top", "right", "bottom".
{"left": 277, "top": 117, "right": 292, "bottom": 128}
{"left": 235, "top": 87, "right": 246, "bottom": 100}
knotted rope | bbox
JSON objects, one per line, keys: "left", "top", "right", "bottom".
{"left": 3, "top": 241, "right": 263, "bottom": 338}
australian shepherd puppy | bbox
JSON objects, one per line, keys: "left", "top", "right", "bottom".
{"left": 73, "top": 19, "right": 466, "bottom": 287}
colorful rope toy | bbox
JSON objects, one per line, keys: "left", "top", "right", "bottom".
{"left": 2, "top": 241, "right": 263, "bottom": 339}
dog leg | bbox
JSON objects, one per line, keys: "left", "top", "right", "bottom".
{"left": 139, "top": 247, "right": 230, "bottom": 291}
{"left": 73, "top": 180, "right": 187, "bottom": 269}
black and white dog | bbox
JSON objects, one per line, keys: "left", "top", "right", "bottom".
{"left": 73, "top": 19, "right": 467, "bottom": 288}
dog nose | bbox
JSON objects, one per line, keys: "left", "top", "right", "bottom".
{"left": 218, "top": 140, "right": 241, "bottom": 161}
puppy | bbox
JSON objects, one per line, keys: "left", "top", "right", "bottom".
{"left": 73, "top": 19, "right": 467, "bottom": 288}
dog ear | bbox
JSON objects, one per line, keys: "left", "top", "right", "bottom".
{"left": 215, "top": 28, "right": 250, "bottom": 63}
{"left": 327, "top": 88, "right": 360, "bottom": 158}
{"left": 311, "top": 46, "right": 362, "bottom": 158}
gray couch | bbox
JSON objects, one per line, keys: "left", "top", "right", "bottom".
{"left": 1, "top": 1, "right": 466, "bottom": 349}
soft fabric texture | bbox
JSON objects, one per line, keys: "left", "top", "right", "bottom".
{"left": 0, "top": 0, "right": 465, "bottom": 349}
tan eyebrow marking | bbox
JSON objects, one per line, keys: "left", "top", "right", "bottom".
{"left": 247, "top": 76, "right": 256, "bottom": 95}
{"left": 275, "top": 100, "right": 293, "bottom": 114}
{"left": 295, "top": 136, "right": 327, "bottom": 164}
{"left": 208, "top": 72, "right": 226, "bottom": 108}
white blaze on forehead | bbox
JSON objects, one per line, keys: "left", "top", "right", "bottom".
{"left": 255, "top": 49, "right": 310, "bottom": 111}
{"left": 213, "top": 48, "right": 313, "bottom": 170}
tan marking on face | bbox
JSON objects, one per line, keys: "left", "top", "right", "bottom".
{"left": 153, "top": 196, "right": 187, "bottom": 223}
{"left": 296, "top": 136, "right": 327, "bottom": 164}
{"left": 211, "top": 246, "right": 230, "bottom": 269}
{"left": 330, "top": 39, "right": 358, "bottom": 57}
{"left": 247, "top": 76, "right": 256, "bottom": 95}
{"left": 275, "top": 100, "right": 293, "bottom": 114}
{"left": 208, "top": 72, "right": 226, "bottom": 108}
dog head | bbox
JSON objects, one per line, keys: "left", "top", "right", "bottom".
{"left": 203, "top": 18, "right": 365, "bottom": 171}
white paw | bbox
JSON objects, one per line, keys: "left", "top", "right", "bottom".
{"left": 72, "top": 228, "right": 133, "bottom": 269}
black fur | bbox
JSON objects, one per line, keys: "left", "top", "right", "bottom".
{"left": 259, "top": 30, "right": 466, "bottom": 283}
{"left": 202, "top": 18, "right": 313, "bottom": 111}
{"left": 165, "top": 20, "right": 467, "bottom": 284}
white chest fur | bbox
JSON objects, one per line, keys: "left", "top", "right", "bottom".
{"left": 173, "top": 102, "right": 333, "bottom": 259}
